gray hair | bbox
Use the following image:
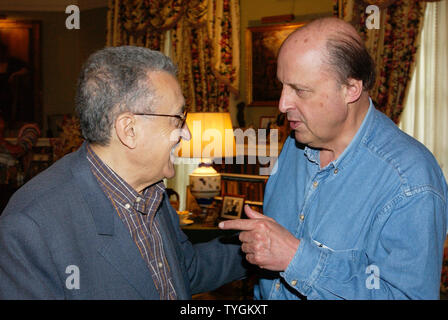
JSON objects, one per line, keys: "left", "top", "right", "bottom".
{"left": 75, "top": 46, "right": 177, "bottom": 145}
{"left": 325, "top": 32, "right": 376, "bottom": 91}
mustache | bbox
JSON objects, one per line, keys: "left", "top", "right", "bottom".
{"left": 286, "top": 112, "right": 305, "bottom": 123}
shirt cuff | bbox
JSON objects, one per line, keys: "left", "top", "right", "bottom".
{"left": 280, "top": 237, "right": 330, "bottom": 296}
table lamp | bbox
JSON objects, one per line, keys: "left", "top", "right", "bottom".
{"left": 176, "top": 112, "right": 235, "bottom": 218}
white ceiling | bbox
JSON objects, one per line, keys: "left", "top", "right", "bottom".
{"left": 0, "top": 0, "right": 108, "bottom": 12}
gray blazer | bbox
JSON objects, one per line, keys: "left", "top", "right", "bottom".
{"left": 0, "top": 143, "right": 246, "bottom": 299}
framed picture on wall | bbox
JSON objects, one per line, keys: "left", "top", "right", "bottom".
{"left": 0, "top": 20, "right": 42, "bottom": 131}
{"left": 221, "top": 195, "right": 245, "bottom": 220}
{"left": 245, "top": 22, "right": 305, "bottom": 106}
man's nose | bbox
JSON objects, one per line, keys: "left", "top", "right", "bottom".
{"left": 169, "top": 125, "right": 190, "bottom": 145}
{"left": 181, "top": 124, "right": 191, "bottom": 141}
{"left": 278, "top": 86, "right": 294, "bottom": 114}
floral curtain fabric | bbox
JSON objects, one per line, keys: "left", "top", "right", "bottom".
{"left": 333, "top": 0, "right": 426, "bottom": 123}
{"left": 107, "top": 0, "right": 240, "bottom": 112}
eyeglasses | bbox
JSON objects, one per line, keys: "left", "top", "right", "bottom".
{"left": 133, "top": 110, "right": 188, "bottom": 129}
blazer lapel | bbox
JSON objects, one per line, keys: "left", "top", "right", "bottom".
{"left": 97, "top": 214, "right": 159, "bottom": 299}
{"left": 70, "top": 143, "right": 158, "bottom": 299}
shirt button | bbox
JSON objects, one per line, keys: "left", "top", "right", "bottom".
{"left": 158, "top": 262, "right": 163, "bottom": 268}
{"left": 124, "top": 203, "right": 131, "bottom": 209}
{"left": 299, "top": 214, "right": 305, "bottom": 221}
{"left": 334, "top": 168, "right": 339, "bottom": 174}
{"left": 291, "top": 280, "right": 298, "bottom": 286}
{"left": 275, "top": 283, "right": 280, "bottom": 290}
{"left": 313, "top": 181, "right": 318, "bottom": 188}
{"left": 136, "top": 197, "right": 142, "bottom": 203}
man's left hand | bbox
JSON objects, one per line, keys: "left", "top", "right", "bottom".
{"left": 218, "top": 205, "right": 300, "bottom": 271}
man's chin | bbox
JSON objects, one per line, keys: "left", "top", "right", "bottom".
{"left": 294, "top": 131, "right": 318, "bottom": 148}
{"left": 294, "top": 131, "right": 308, "bottom": 144}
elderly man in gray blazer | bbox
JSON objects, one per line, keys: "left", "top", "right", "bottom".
{"left": 0, "top": 46, "right": 246, "bottom": 299}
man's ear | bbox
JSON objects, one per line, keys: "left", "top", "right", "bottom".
{"left": 115, "top": 113, "right": 137, "bottom": 149}
{"left": 344, "top": 78, "right": 363, "bottom": 104}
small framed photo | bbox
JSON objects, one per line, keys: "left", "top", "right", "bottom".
{"left": 259, "top": 116, "right": 276, "bottom": 129}
{"left": 221, "top": 195, "right": 245, "bottom": 220}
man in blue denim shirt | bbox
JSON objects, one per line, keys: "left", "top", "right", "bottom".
{"left": 219, "top": 17, "right": 448, "bottom": 299}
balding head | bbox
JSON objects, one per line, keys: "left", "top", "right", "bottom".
{"left": 280, "top": 17, "right": 375, "bottom": 91}
{"left": 298, "top": 17, "right": 362, "bottom": 38}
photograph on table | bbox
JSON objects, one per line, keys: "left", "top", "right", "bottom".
{"left": 221, "top": 195, "right": 245, "bottom": 220}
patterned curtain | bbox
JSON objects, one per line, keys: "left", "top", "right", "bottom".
{"left": 107, "top": 0, "right": 184, "bottom": 49}
{"left": 333, "top": 0, "right": 426, "bottom": 123}
{"left": 107, "top": 0, "right": 240, "bottom": 112}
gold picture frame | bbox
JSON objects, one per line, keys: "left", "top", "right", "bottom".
{"left": 245, "top": 22, "right": 305, "bottom": 106}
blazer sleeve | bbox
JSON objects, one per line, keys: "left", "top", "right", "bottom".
{"left": 186, "top": 236, "right": 248, "bottom": 295}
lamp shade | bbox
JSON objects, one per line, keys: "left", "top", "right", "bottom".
{"left": 177, "top": 112, "right": 236, "bottom": 160}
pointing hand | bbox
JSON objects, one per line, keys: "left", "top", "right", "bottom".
{"left": 219, "top": 205, "right": 300, "bottom": 271}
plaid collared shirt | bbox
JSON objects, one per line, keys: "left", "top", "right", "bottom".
{"left": 86, "top": 144, "right": 177, "bottom": 300}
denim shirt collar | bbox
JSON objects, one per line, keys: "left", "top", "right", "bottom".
{"left": 304, "top": 98, "right": 375, "bottom": 172}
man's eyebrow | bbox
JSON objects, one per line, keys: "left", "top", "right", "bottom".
{"left": 278, "top": 76, "right": 310, "bottom": 89}
{"left": 277, "top": 76, "right": 312, "bottom": 91}
{"left": 289, "top": 83, "right": 312, "bottom": 91}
